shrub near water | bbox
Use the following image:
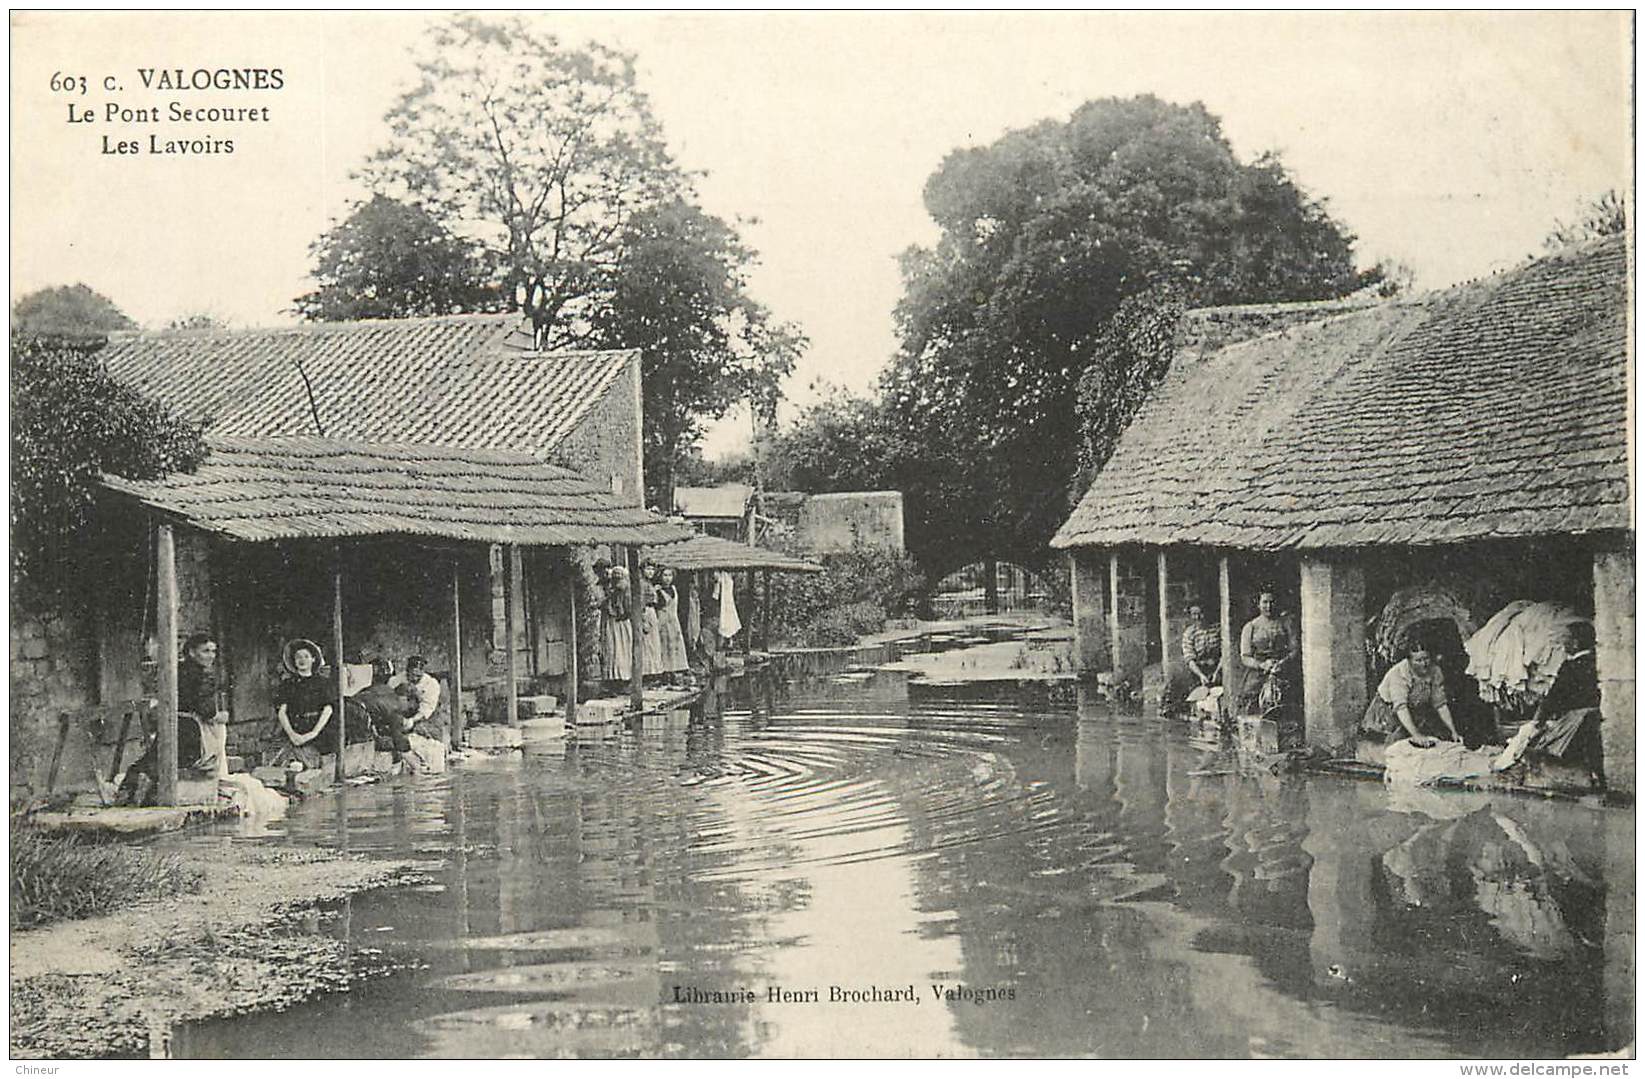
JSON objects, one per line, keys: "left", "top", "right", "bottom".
{"left": 10, "top": 825, "right": 204, "bottom": 929}
{"left": 768, "top": 544, "right": 926, "bottom": 647}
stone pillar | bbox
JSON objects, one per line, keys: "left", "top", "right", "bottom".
{"left": 1157, "top": 550, "right": 1197, "bottom": 702}
{"left": 1068, "top": 550, "right": 1110, "bottom": 675}
{"left": 1109, "top": 550, "right": 1148, "bottom": 689}
{"left": 1299, "top": 555, "right": 1367, "bottom": 754}
{"left": 1593, "top": 549, "right": 1635, "bottom": 796}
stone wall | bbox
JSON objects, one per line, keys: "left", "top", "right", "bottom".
{"left": 796, "top": 491, "right": 905, "bottom": 553}
{"left": 552, "top": 355, "right": 644, "bottom": 508}
{"left": 10, "top": 602, "right": 99, "bottom": 798}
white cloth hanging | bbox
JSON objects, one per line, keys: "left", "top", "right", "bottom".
{"left": 715, "top": 571, "right": 742, "bottom": 640}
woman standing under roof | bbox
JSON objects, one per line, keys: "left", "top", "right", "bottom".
{"left": 1238, "top": 587, "right": 1300, "bottom": 731}
{"left": 640, "top": 561, "right": 664, "bottom": 684}
{"left": 602, "top": 565, "right": 634, "bottom": 691}
{"left": 656, "top": 566, "right": 691, "bottom": 682}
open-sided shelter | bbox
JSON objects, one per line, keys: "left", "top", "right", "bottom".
{"left": 1052, "top": 237, "right": 1633, "bottom": 788}
{"left": 16, "top": 314, "right": 691, "bottom": 803}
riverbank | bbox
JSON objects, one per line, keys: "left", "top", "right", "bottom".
{"left": 874, "top": 618, "right": 1074, "bottom": 684}
{"left": 10, "top": 840, "right": 429, "bottom": 1058}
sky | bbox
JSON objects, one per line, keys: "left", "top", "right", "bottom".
{"left": 9, "top": 11, "right": 1634, "bottom": 456}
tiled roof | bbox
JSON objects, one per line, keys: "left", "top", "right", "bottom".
{"left": 646, "top": 533, "right": 823, "bottom": 573}
{"left": 102, "top": 436, "right": 693, "bottom": 548}
{"left": 98, "top": 314, "right": 633, "bottom": 458}
{"left": 673, "top": 485, "right": 754, "bottom": 519}
{"left": 1052, "top": 236, "right": 1631, "bottom": 551}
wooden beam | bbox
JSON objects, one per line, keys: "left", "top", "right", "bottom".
{"left": 1157, "top": 549, "right": 1171, "bottom": 682}
{"left": 1107, "top": 550, "right": 1122, "bottom": 683}
{"left": 451, "top": 557, "right": 465, "bottom": 750}
{"left": 333, "top": 550, "right": 346, "bottom": 782}
{"left": 762, "top": 570, "right": 773, "bottom": 651}
{"left": 1219, "top": 553, "right": 1238, "bottom": 717}
{"left": 156, "top": 522, "right": 179, "bottom": 806}
{"left": 628, "top": 546, "right": 645, "bottom": 712}
{"left": 565, "top": 555, "right": 579, "bottom": 725}
{"left": 505, "top": 544, "right": 521, "bottom": 727}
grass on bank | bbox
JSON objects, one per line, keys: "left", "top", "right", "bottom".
{"left": 10, "top": 823, "right": 204, "bottom": 929}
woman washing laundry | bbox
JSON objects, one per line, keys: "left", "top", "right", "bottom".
{"left": 1362, "top": 635, "right": 1462, "bottom": 747}
{"left": 1238, "top": 587, "right": 1298, "bottom": 725}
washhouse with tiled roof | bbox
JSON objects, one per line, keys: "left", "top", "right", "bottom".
{"left": 1053, "top": 236, "right": 1634, "bottom": 792}
{"left": 99, "top": 312, "right": 647, "bottom": 503}
{"left": 20, "top": 313, "right": 693, "bottom": 805}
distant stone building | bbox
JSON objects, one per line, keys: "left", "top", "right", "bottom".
{"left": 1052, "top": 237, "right": 1633, "bottom": 790}
{"left": 796, "top": 491, "right": 905, "bottom": 554}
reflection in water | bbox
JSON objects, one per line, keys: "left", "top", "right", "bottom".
{"left": 169, "top": 669, "right": 1633, "bottom": 1059}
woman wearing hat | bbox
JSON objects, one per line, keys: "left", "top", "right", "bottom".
{"left": 272, "top": 639, "right": 334, "bottom": 770}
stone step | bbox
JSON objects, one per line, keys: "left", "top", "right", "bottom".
{"left": 517, "top": 695, "right": 559, "bottom": 719}
{"left": 520, "top": 716, "right": 566, "bottom": 743}
{"left": 466, "top": 725, "right": 524, "bottom": 749}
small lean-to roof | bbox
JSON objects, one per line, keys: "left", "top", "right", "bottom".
{"left": 102, "top": 436, "right": 694, "bottom": 547}
{"left": 1052, "top": 236, "right": 1630, "bottom": 552}
{"left": 647, "top": 534, "right": 823, "bottom": 573}
{"left": 673, "top": 484, "right": 754, "bottom": 519}
{"left": 98, "top": 313, "right": 635, "bottom": 459}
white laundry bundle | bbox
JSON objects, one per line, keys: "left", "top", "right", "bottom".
{"left": 1383, "top": 739, "right": 1501, "bottom": 788}
{"left": 218, "top": 772, "right": 288, "bottom": 818}
{"left": 406, "top": 733, "right": 447, "bottom": 775}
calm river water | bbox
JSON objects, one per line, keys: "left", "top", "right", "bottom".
{"left": 170, "top": 662, "right": 1634, "bottom": 1059}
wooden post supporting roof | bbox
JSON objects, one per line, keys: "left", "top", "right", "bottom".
{"left": 628, "top": 546, "right": 646, "bottom": 713}
{"left": 1219, "top": 554, "right": 1239, "bottom": 716}
{"left": 333, "top": 552, "right": 346, "bottom": 782}
{"left": 504, "top": 544, "right": 521, "bottom": 727}
{"left": 450, "top": 558, "right": 465, "bottom": 750}
{"left": 155, "top": 522, "right": 179, "bottom": 807}
{"left": 762, "top": 570, "right": 773, "bottom": 651}
{"left": 565, "top": 557, "right": 579, "bottom": 725}
{"left": 1107, "top": 551, "right": 1122, "bottom": 685}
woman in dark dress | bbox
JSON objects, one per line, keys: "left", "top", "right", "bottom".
{"left": 272, "top": 640, "right": 334, "bottom": 771}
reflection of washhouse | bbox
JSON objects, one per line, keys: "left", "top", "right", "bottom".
{"left": 1312, "top": 790, "right": 1627, "bottom": 1057}
{"left": 919, "top": 693, "right": 1636, "bottom": 1058}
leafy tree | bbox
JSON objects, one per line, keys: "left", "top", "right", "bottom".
{"left": 1545, "top": 190, "right": 1627, "bottom": 251}
{"left": 10, "top": 337, "right": 208, "bottom": 600}
{"left": 360, "top": 15, "right": 683, "bottom": 345}
{"left": 294, "top": 194, "right": 497, "bottom": 321}
{"left": 12, "top": 284, "right": 135, "bottom": 344}
{"left": 674, "top": 447, "right": 758, "bottom": 491}
{"left": 884, "top": 95, "right": 1380, "bottom": 576}
{"left": 768, "top": 387, "right": 903, "bottom": 494}
{"left": 592, "top": 198, "right": 803, "bottom": 509}
{"left": 165, "top": 312, "right": 231, "bottom": 332}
